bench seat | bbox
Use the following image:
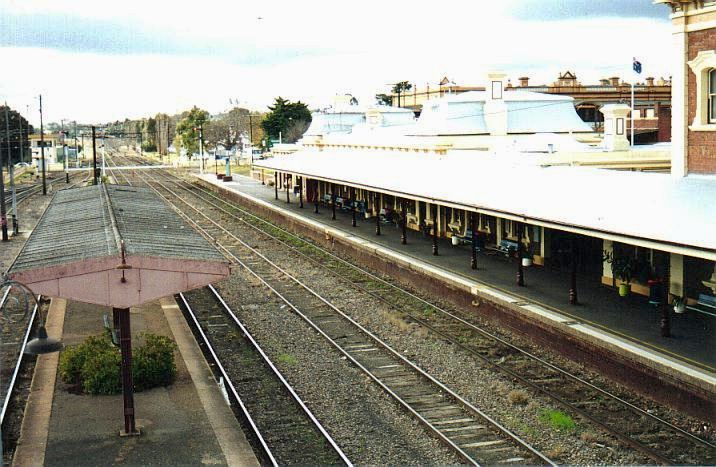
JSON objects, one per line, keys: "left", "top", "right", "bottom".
{"left": 686, "top": 293, "right": 716, "bottom": 317}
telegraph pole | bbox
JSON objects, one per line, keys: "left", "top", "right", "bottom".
{"left": 92, "top": 126, "right": 98, "bottom": 185}
{"left": 1, "top": 103, "right": 9, "bottom": 240}
{"left": 39, "top": 95, "right": 47, "bottom": 195}
{"left": 5, "top": 105, "right": 17, "bottom": 235}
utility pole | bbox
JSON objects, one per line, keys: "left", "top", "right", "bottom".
{"left": 198, "top": 123, "right": 204, "bottom": 175}
{"left": 62, "top": 119, "right": 68, "bottom": 183}
{"left": 248, "top": 113, "right": 254, "bottom": 166}
{"left": 74, "top": 121, "right": 78, "bottom": 168}
{"left": 39, "top": 95, "right": 46, "bottom": 195}
{"left": 92, "top": 126, "right": 98, "bottom": 185}
{"left": 19, "top": 110, "right": 24, "bottom": 165}
{"left": 5, "top": 105, "right": 17, "bottom": 235}
{"left": 1, "top": 103, "right": 9, "bottom": 241}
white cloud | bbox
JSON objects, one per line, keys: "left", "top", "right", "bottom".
{"left": 0, "top": 1, "right": 673, "bottom": 122}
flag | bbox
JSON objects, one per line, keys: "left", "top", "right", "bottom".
{"left": 633, "top": 57, "right": 642, "bottom": 74}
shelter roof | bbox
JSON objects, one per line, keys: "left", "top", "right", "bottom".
{"left": 8, "top": 184, "right": 230, "bottom": 307}
{"left": 256, "top": 150, "right": 716, "bottom": 259}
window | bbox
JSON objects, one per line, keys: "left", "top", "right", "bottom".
{"left": 687, "top": 51, "right": 716, "bottom": 130}
{"left": 710, "top": 69, "right": 716, "bottom": 124}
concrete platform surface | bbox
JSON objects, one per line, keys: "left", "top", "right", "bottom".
{"left": 13, "top": 297, "right": 259, "bottom": 467}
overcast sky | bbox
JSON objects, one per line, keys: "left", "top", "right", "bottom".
{"left": 0, "top": 0, "right": 673, "bottom": 125}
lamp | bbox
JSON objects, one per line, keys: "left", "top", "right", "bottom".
{"left": 0, "top": 279, "right": 63, "bottom": 355}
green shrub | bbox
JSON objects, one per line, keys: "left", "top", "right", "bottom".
{"left": 133, "top": 333, "right": 177, "bottom": 391}
{"left": 59, "top": 335, "right": 116, "bottom": 386}
{"left": 58, "top": 332, "right": 176, "bottom": 395}
{"left": 82, "top": 349, "right": 122, "bottom": 395}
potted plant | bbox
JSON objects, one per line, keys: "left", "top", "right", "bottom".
{"left": 612, "top": 256, "right": 634, "bottom": 297}
{"left": 673, "top": 296, "right": 686, "bottom": 314}
{"left": 521, "top": 242, "right": 534, "bottom": 267}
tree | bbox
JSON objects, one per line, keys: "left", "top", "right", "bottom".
{"left": 0, "top": 104, "right": 34, "bottom": 165}
{"left": 391, "top": 81, "right": 412, "bottom": 107}
{"left": 375, "top": 93, "right": 393, "bottom": 106}
{"left": 260, "top": 97, "right": 311, "bottom": 143}
{"left": 175, "top": 106, "right": 209, "bottom": 158}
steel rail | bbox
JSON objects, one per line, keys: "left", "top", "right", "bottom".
{"left": 206, "top": 284, "right": 353, "bottom": 467}
{"left": 166, "top": 172, "right": 715, "bottom": 459}
{"left": 0, "top": 300, "right": 38, "bottom": 424}
{"left": 177, "top": 292, "right": 279, "bottom": 467}
{"left": 138, "top": 171, "right": 554, "bottom": 466}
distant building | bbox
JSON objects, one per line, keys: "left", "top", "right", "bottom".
{"left": 657, "top": 0, "right": 716, "bottom": 176}
{"left": 28, "top": 133, "right": 60, "bottom": 166}
{"left": 390, "top": 72, "right": 672, "bottom": 144}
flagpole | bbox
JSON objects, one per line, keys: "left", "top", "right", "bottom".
{"left": 631, "top": 81, "right": 635, "bottom": 148}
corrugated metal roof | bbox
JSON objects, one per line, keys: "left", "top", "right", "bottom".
{"left": 8, "top": 184, "right": 225, "bottom": 274}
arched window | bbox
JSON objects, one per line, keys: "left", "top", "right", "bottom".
{"left": 709, "top": 68, "right": 715, "bottom": 123}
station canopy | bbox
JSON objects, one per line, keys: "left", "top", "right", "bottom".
{"left": 256, "top": 150, "right": 716, "bottom": 260}
{"left": 7, "top": 184, "right": 231, "bottom": 308}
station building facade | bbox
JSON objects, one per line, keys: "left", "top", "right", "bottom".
{"left": 255, "top": 2, "right": 716, "bottom": 324}
{"left": 390, "top": 71, "right": 672, "bottom": 144}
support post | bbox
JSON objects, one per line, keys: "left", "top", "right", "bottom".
{"left": 569, "top": 237, "right": 578, "bottom": 305}
{"left": 314, "top": 181, "right": 319, "bottom": 214}
{"left": 274, "top": 172, "right": 278, "bottom": 199}
{"left": 400, "top": 199, "right": 407, "bottom": 245}
{"left": 114, "top": 307, "right": 139, "bottom": 436}
{"left": 470, "top": 212, "right": 477, "bottom": 269}
{"left": 331, "top": 184, "right": 336, "bottom": 220}
{"left": 351, "top": 187, "right": 356, "bottom": 227}
{"left": 374, "top": 194, "right": 381, "bottom": 236}
{"left": 431, "top": 204, "right": 438, "bottom": 256}
{"left": 299, "top": 177, "right": 303, "bottom": 208}
{"left": 517, "top": 223, "right": 524, "bottom": 286}
{"left": 285, "top": 173, "right": 290, "bottom": 203}
{"left": 660, "top": 265, "right": 671, "bottom": 338}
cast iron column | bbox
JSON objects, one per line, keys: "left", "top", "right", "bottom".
{"left": 331, "top": 184, "right": 336, "bottom": 220}
{"left": 431, "top": 204, "right": 438, "bottom": 256}
{"left": 470, "top": 212, "right": 477, "bottom": 269}
{"left": 299, "top": 177, "right": 304, "bottom": 208}
{"left": 114, "top": 307, "right": 138, "bottom": 435}
{"left": 660, "top": 265, "right": 671, "bottom": 337}
{"left": 516, "top": 223, "right": 525, "bottom": 286}
{"left": 314, "top": 180, "right": 319, "bottom": 214}
{"left": 374, "top": 194, "right": 381, "bottom": 236}
{"left": 351, "top": 187, "right": 356, "bottom": 227}
{"left": 400, "top": 200, "right": 407, "bottom": 245}
{"left": 274, "top": 172, "right": 278, "bottom": 199}
{"left": 569, "top": 237, "right": 579, "bottom": 305}
{"left": 285, "top": 174, "right": 290, "bottom": 203}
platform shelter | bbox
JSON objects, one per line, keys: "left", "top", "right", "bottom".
{"left": 7, "top": 184, "right": 231, "bottom": 435}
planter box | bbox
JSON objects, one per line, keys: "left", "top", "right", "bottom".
{"left": 222, "top": 176, "right": 233, "bottom": 182}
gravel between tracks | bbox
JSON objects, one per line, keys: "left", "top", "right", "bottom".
{"left": 214, "top": 272, "right": 464, "bottom": 465}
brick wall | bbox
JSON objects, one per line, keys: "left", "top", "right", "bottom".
{"left": 658, "top": 106, "right": 671, "bottom": 143}
{"left": 687, "top": 28, "right": 716, "bottom": 174}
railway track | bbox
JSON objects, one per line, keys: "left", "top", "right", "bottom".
{"left": 150, "top": 169, "right": 716, "bottom": 465}
{"left": 178, "top": 286, "right": 351, "bottom": 466}
{"left": 105, "top": 147, "right": 714, "bottom": 464}
{"left": 133, "top": 169, "right": 554, "bottom": 465}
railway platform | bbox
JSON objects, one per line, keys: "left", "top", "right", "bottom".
{"left": 12, "top": 297, "right": 259, "bottom": 467}
{"left": 194, "top": 173, "right": 715, "bottom": 415}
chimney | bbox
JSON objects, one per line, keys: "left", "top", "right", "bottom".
{"left": 645, "top": 77, "right": 654, "bottom": 86}
{"left": 599, "top": 78, "right": 610, "bottom": 86}
{"left": 519, "top": 76, "right": 529, "bottom": 87}
{"left": 484, "top": 72, "right": 508, "bottom": 136}
{"left": 600, "top": 104, "right": 632, "bottom": 151}
{"left": 610, "top": 76, "right": 620, "bottom": 86}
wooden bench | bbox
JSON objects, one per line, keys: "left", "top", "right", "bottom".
{"left": 485, "top": 239, "right": 518, "bottom": 257}
{"left": 686, "top": 293, "right": 716, "bottom": 317}
{"left": 455, "top": 230, "right": 485, "bottom": 250}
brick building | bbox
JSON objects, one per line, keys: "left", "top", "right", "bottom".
{"left": 659, "top": 0, "right": 716, "bottom": 176}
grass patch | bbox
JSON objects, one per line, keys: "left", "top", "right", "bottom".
{"left": 538, "top": 409, "right": 577, "bottom": 432}
{"left": 276, "top": 353, "right": 298, "bottom": 365}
